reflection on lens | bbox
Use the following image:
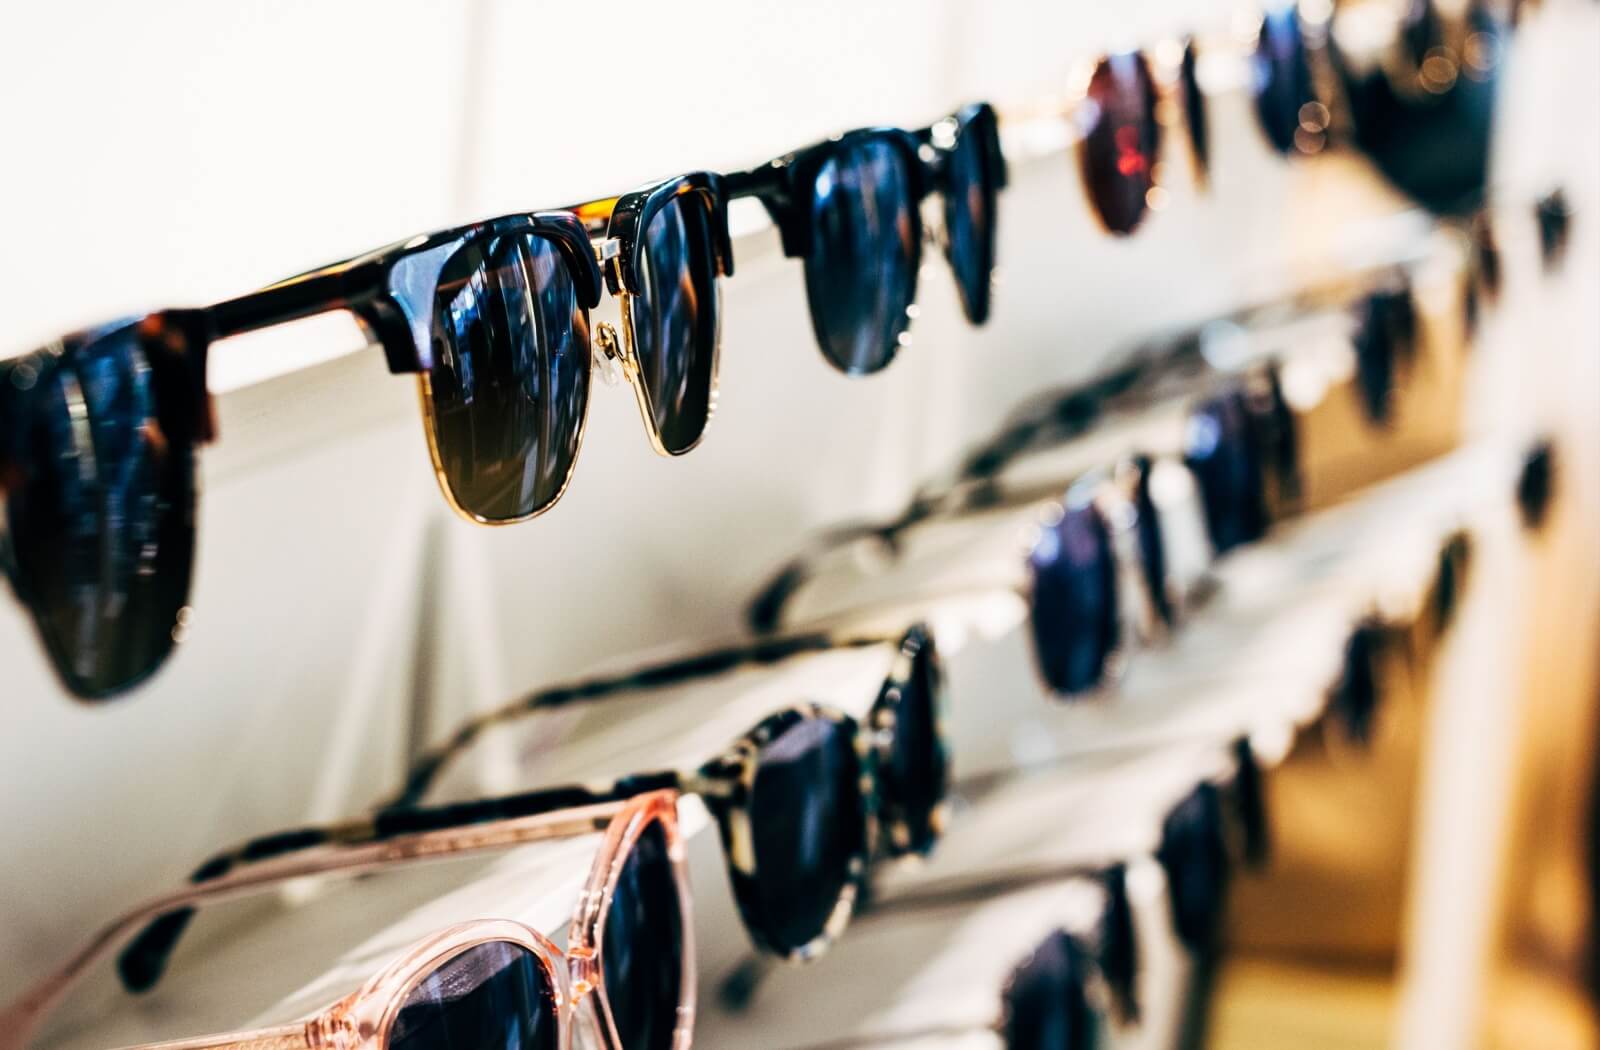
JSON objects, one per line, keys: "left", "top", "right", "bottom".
{"left": 944, "top": 114, "right": 998, "bottom": 324}
{"left": 1080, "top": 51, "right": 1162, "bottom": 235}
{"left": 391, "top": 940, "right": 557, "bottom": 1050}
{"left": 879, "top": 634, "right": 947, "bottom": 855}
{"left": 3, "top": 320, "right": 197, "bottom": 699}
{"left": 427, "top": 232, "right": 589, "bottom": 523}
{"left": 602, "top": 819, "right": 685, "bottom": 1050}
{"left": 748, "top": 714, "right": 865, "bottom": 953}
{"left": 1028, "top": 501, "right": 1119, "bottom": 696}
{"left": 803, "top": 136, "right": 920, "bottom": 375}
{"left": 632, "top": 192, "right": 720, "bottom": 454}
{"left": 1001, "top": 929, "right": 1094, "bottom": 1050}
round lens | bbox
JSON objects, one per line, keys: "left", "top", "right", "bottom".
{"left": 390, "top": 940, "right": 558, "bottom": 1050}
{"left": 426, "top": 232, "right": 589, "bottom": 523}
{"left": 631, "top": 191, "right": 720, "bottom": 454}
{"left": 3, "top": 320, "right": 197, "bottom": 699}
{"left": 1252, "top": 5, "right": 1319, "bottom": 156}
{"left": 878, "top": 634, "right": 948, "bottom": 856}
{"left": 943, "top": 113, "right": 998, "bottom": 325}
{"left": 803, "top": 136, "right": 920, "bottom": 376}
{"left": 1027, "top": 501, "right": 1120, "bottom": 696}
{"left": 1080, "top": 50, "right": 1162, "bottom": 235}
{"left": 1001, "top": 930, "right": 1094, "bottom": 1050}
{"left": 602, "top": 818, "right": 686, "bottom": 1050}
{"left": 1157, "top": 783, "right": 1230, "bottom": 953}
{"left": 746, "top": 714, "right": 866, "bottom": 954}
{"left": 1182, "top": 389, "right": 1267, "bottom": 555}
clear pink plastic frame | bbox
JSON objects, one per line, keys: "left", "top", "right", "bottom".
{"left": 0, "top": 791, "right": 694, "bottom": 1050}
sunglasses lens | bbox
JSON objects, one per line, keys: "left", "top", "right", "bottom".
{"left": 1181, "top": 39, "right": 1210, "bottom": 182}
{"left": 1157, "top": 783, "right": 1230, "bottom": 953}
{"left": 602, "top": 818, "right": 685, "bottom": 1050}
{"left": 427, "top": 232, "right": 590, "bottom": 523}
{"left": 1252, "top": 6, "right": 1320, "bottom": 155}
{"left": 880, "top": 635, "right": 948, "bottom": 855}
{"left": 1027, "top": 501, "right": 1119, "bottom": 696}
{"left": 391, "top": 940, "right": 558, "bottom": 1050}
{"left": 632, "top": 191, "right": 720, "bottom": 454}
{"left": 943, "top": 113, "right": 999, "bottom": 325}
{"left": 1001, "top": 930, "right": 1094, "bottom": 1050}
{"left": 1131, "top": 459, "right": 1174, "bottom": 629}
{"left": 804, "top": 136, "right": 920, "bottom": 375}
{"left": 748, "top": 714, "right": 865, "bottom": 953}
{"left": 1080, "top": 51, "right": 1162, "bottom": 235}
{"left": 2, "top": 320, "right": 197, "bottom": 699}
{"left": 1182, "top": 389, "right": 1267, "bottom": 555}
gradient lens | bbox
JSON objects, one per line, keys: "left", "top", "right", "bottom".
{"left": 1027, "top": 501, "right": 1120, "bottom": 696}
{"left": 878, "top": 635, "right": 947, "bottom": 855}
{"left": 390, "top": 940, "right": 558, "bottom": 1050}
{"left": 602, "top": 818, "right": 685, "bottom": 1050}
{"left": 1080, "top": 51, "right": 1162, "bottom": 235}
{"left": 747, "top": 714, "right": 866, "bottom": 953}
{"left": 1252, "top": 5, "right": 1319, "bottom": 155}
{"left": 943, "top": 112, "right": 999, "bottom": 324}
{"left": 1182, "top": 389, "right": 1268, "bottom": 555}
{"left": 427, "top": 232, "right": 589, "bottom": 523}
{"left": 803, "top": 136, "right": 920, "bottom": 375}
{"left": 632, "top": 192, "right": 720, "bottom": 454}
{"left": 1001, "top": 930, "right": 1094, "bottom": 1050}
{"left": 1, "top": 320, "right": 197, "bottom": 699}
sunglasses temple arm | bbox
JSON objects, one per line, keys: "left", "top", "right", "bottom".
{"left": 207, "top": 265, "right": 361, "bottom": 341}
{"left": 102, "top": 1024, "right": 318, "bottom": 1050}
{"left": 387, "top": 629, "right": 900, "bottom": 808}
{"left": 0, "top": 801, "right": 629, "bottom": 1044}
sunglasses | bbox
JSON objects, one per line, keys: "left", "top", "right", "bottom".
{"left": 113, "top": 625, "right": 944, "bottom": 992}
{"left": 1, "top": 791, "right": 693, "bottom": 1050}
{"left": 728, "top": 103, "right": 1007, "bottom": 375}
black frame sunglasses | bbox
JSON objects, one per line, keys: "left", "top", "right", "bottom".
{"left": 114, "top": 624, "right": 946, "bottom": 992}
{"left": 727, "top": 102, "right": 1007, "bottom": 376}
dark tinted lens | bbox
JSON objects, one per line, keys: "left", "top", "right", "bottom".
{"left": 1182, "top": 389, "right": 1268, "bottom": 555}
{"left": 427, "top": 232, "right": 589, "bottom": 523}
{"left": 879, "top": 636, "right": 948, "bottom": 855}
{"left": 1157, "top": 783, "right": 1230, "bottom": 953}
{"left": 1352, "top": 288, "right": 1418, "bottom": 426}
{"left": 602, "top": 819, "right": 685, "bottom": 1050}
{"left": 1080, "top": 51, "right": 1162, "bottom": 235}
{"left": 390, "top": 940, "right": 558, "bottom": 1050}
{"left": 1001, "top": 930, "right": 1094, "bottom": 1050}
{"left": 2, "top": 321, "right": 197, "bottom": 699}
{"left": 632, "top": 192, "right": 720, "bottom": 454}
{"left": 1131, "top": 457, "right": 1174, "bottom": 629}
{"left": 1252, "top": 6, "right": 1319, "bottom": 155}
{"left": 746, "top": 714, "right": 865, "bottom": 953}
{"left": 1181, "top": 39, "right": 1210, "bottom": 183}
{"left": 943, "top": 115, "right": 998, "bottom": 324}
{"left": 1027, "top": 501, "right": 1119, "bottom": 696}
{"left": 803, "top": 136, "right": 920, "bottom": 375}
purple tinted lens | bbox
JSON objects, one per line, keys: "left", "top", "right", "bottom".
{"left": 747, "top": 714, "right": 865, "bottom": 953}
{"left": 803, "top": 136, "right": 920, "bottom": 375}
{"left": 943, "top": 112, "right": 998, "bottom": 324}
{"left": 1182, "top": 389, "right": 1267, "bottom": 554}
{"left": 390, "top": 941, "right": 558, "bottom": 1050}
{"left": 1027, "top": 501, "right": 1120, "bottom": 696}
{"left": 601, "top": 818, "right": 685, "bottom": 1050}
{"left": 632, "top": 192, "right": 719, "bottom": 454}
{"left": 427, "top": 231, "right": 589, "bottom": 523}
{"left": 1080, "top": 50, "right": 1162, "bottom": 235}
{"left": 2, "top": 318, "right": 198, "bottom": 699}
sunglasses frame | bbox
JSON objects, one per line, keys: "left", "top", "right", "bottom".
{"left": 0, "top": 792, "right": 694, "bottom": 1050}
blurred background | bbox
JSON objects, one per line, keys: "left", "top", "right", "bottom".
{"left": 1, "top": 1, "right": 1597, "bottom": 1047}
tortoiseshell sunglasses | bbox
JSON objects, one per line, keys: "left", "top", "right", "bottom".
{"left": 0, "top": 791, "right": 693, "bottom": 1050}
{"left": 114, "top": 625, "right": 944, "bottom": 994}
{"left": 0, "top": 175, "right": 733, "bottom": 700}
